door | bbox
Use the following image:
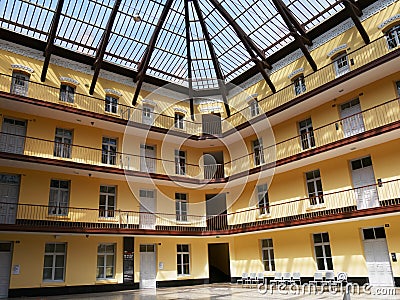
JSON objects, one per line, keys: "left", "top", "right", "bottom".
{"left": 351, "top": 156, "right": 379, "bottom": 209}
{"left": 202, "top": 113, "right": 222, "bottom": 135}
{"left": 139, "top": 190, "right": 156, "bottom": 229}
{"left": 140, "top": 144, "right": 156, "bottom": 173}
{"left": 0, "top": 118, "right": 27, "bottom": 154}
{"left": 208, "top": 243, "right": 231, "bottom": 283}
{"left": 206, "top": 194, "right": 227, "bottom": 230}
{"left": 142, "top": 105, "right": 154, "bottom": 125}
{"left": 140, "top": 244, "right": 157, "bottom": 289}
{"left": 0, "top": 174, "right": 20, "bottom": 224}
{"left": 362, "top": 227, "right": 394, "bottom": 286}
{"left": 0, "top": 242, "right": 12, "bottom": 299}
{"left": 340, "top": 99, "right": 365, "bottom": 137}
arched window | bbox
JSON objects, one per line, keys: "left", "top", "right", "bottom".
{"left": 59, "top": 77, "right": 79, "bottom": 104}
{"left": 385, "top": 24, "right": 400, "bottom": 49}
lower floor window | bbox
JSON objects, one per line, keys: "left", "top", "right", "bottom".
{"left": 261, "top": 238, "right": 275, "bottom": 271}
{"left": 97, "top": 244, "right": 115, "bottom": 279}
{"left": 177, "top": 244, "right": 190, "bottom": 275}
{"left": 43, "top": 243, "right": 66, "bottom": 281}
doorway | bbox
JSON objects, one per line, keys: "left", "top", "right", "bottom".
{"left": 139, "top": 244, "right": 157, "bottom": 289}
{"left": 206, "top": 194, "right": 227, "bottom": 230}
{"left": 203, "top": 151, "right": 224, "bottom": 179}
{"left": 140, "top": 144, "right": 156, "bottom": 173}
{"left": 208, "top": 243, "right": 231, "bottom": 283}
{"left": 0, "top": 117, "right": 27, "bottom": 154}
{"left": 0, "top": 242, "right": 12, "bottom": 299}
{"left": 0, "top": 174, "right": 20, "bottom": 224}
{"left": 362, "top": 227, "right": 394, "bottom": 286}
{"left": 340, "top": 98, "right": 365, "bottom": 137}
{"left": 139, "top": 190, "right": 156, "bottom": 230}
{"left": 202, "top": 113, "right": 222, "bottom": 135}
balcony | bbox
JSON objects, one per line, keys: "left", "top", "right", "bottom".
{"left": 0, "top": 179, "right": 399, "bottom": 235}
{"left": 0, "top": 36, "right": 398, "bottom": 137}
{"left": 0, "top": 97, "right": 399, "bottom": 181}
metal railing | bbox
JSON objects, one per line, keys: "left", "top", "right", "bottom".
{"left": 0, "top": 36, "right": 397, "bottom": 136}
{"left": 1, "top": 179, "right": 399, "bottom": 233}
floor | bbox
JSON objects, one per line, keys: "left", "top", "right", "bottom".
{"left": 7, "top": 283, "right": 400, "bottom": 300}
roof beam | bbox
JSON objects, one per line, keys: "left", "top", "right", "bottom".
{"left": 184, "top": 0, "right": 194, "bottom": 120}
{"left": 207, "top": 0, "right": 271, "bottom": 69}
{"left": 342, "top": 0, "right": 369, "bottom": 44}
{"left": 192, "top": 0, "right": 230, "bottom": 117}
{"left": 132, "top": 0, "right": 174, "bottom": 106}
{"left": 272, "top": 0, "right": 317, "bottom": 72}
{"left": 89, "top": 0, "right": 121, "bottom": 95}
{"left": 40, "top": 0, "right": 64, "bottom": 82}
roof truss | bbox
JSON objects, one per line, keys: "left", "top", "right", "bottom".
{"left": 342, "top": 0, "right": 370, "bottom": 44}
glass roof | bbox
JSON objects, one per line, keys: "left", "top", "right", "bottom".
{"left": 0, "top": 0, "right": 345, "bottom": 89}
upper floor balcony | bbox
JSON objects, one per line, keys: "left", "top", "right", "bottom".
{"left": 0, "top": 97, "right": 399, "bottom": 182}
{"left": 0, "top": 178, "right": 399, "bottom": 236}
{"left": 0, "top": 35, "right": 399, "bottom": 139}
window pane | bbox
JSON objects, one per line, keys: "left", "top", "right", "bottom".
{"left": 54, "top": 268, "right": 64, "bottom": 280}
{"left": 324, "top": 245, "right": 332, "bottom": 257}
{"left": 315, "top": 245, "right": 323, "bottom": 257}
{"left": 55, "top": 244, "right": 66, "bottom": 252}
{"left": 363, "top": 228, "right": 375, "bottom": 239}
{"left": 326, "top": 258, "right": 333, "bottom": 270}
{"left": 43, "top": 268, "right": 52, "bottom": 280}
{"left": 45, "top": 243, "right": 55, "bottom": 252}
{"left": 44, "top": 255, "right": 53, "bottom": 267}
{"left": 374, "top": 227, "right": 386, "bottom": 239}
{"left": 55, "top": 255, "right": 65, "bottom": 267}
{"left": 313, "top": 233, "right": 322, "bottom": 243}
{"left": 322, "top": 233, "right": 329, "bottom": 242}
{"left": 317, "top": 258, "right": 325, "bottom": 270}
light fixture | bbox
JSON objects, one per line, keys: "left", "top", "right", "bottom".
{"left": 133, "top": 14, "right": 141, "bottom": 22}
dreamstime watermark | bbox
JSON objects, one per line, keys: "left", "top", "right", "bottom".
{"left": 257, "top": 282, "right": 397, "bottom": 296}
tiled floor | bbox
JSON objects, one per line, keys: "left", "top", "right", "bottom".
{"left": 8, "top": 284, "right": 400, "bottom": 300}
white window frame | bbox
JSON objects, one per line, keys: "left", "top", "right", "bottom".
{"left": 177, "top": 244, "right": 190, "bottom": 276}
{"left": 54, "top": 128, "right": 73, "bottom": 158}
{"left": 175, "top": 150, "right": 186, "bottom": 175}
{"left": 48, "top": 179, "right": 70, "bottom": 216}
{"left": 10, "top": 71, "right": 29, "bottom": 96}
{"left": 105, "top": 95, "right": 118, "bottom": 114}
{"left": 175, "top": 193, "right": 188, "bottom": 222}
{"left": 99, "top": 185, "right": 116, "bottom": 218}
{"left": 43, "top": 243, "right": 67, "bottom": 282}
{"left": 249, "top": 100, "right": 260, "bottom": 117}
{"left": 385, "top": 24, "right": 400, "bottom": 49}
{"left": 102, "top": 137, "right": 117, "bottom": 165}
{"left": 305, "top": 169, "right": 324, "bottom": 206}
{"left": 59, "top": 84, "right": 75, "bottom": 103}
{"left": 174, "top": 112, "right": 185, "bottom": 129}
{"left": 299, "top": 118, "right": 315, "bottom": 150}
{"left": 334, "top": 53, "right": 350, "bottom": 77}
{"left": 97, "top": 243, "right": 116, "bottom": 279}
{"left": 252, "top": 139, "right": 265, "bottom": 166}
{"left": 293, "top": 75, "right": 306, "bottom": 95}
{"left": 257, "top": 184, "right": 270, "bottom": 215}
{"left": 261, "top": 238, "right": 275, "bottom": 271}
{"left": 313, "top": 232, "right": 333, "bottom": 271}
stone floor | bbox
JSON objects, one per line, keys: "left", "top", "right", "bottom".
{"left": 8, "top": 283, "right": 400, "bottom": 300}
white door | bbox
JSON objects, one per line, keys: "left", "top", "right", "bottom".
{"left": 363, "top": 227, "right": 394, "bottom": 286}
{"left": 139, "top": 190, "right": 156, "bottom": 230}
{"left": 0, "top": 118, "right": 27, "bottom": 154}
{"left": 0, "top": 242, "right": 12, "bottom": 299}
{"left": 142, "top": 105, "right": 154, "bottom": 125}
{"left": 140, "top": 144, "right": 156, "bottom": 173}
{"left": 0, "top": 174, "right": 20, "bottom": 224}
{"left": 351, "top": 157, "right": 379, "bottom": 210}
{"left": 340, "top": 99, "right": 365, "bottom": 137}
{"left": 140, "top": 244, "right": 157, "bottom": 289}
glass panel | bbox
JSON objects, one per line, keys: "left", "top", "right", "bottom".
{"left": 317, "top": 258, "right": 325, "bottom": 270}
{"left": 322, "top": 233, "right": 329, "bottom": 242}
{"left": 45, "top": 243, "right": 55, "bottom": 252}
{"left": 326, "top": 258, "right": 333, "bottom": 270}
{"left": 54, "top": 268, "right": 64, "bottom": 280}
{"left": 351, "top": 159, "right": 362, "bottom": 170}
{"left": 362, "top": 156, "right": 372, "bottom": 167}
{"left": 374, "top": 227, "right": 386, "bottom": 239}
{"left": 313, "top": 233, "right": 322, "bottom": 243}
{"left": 43, "top": 268, "right": 52, "bottom": 280}
{"left": 363, "top": 228, "right": 375, "bottom": 239}
{"left": 55, "top": 255, "right": 65, "bottom": 267}
{"left": 106, "top": 255, "right": 114, "bottom": 266}
{"left": 324, "top": 245, "right": 332, "bottom": 257}
{"left": 43, "top": 255, "right": 53, "bottom": 267}
{"left": 315, "top": 245, "right": 323, "bottom": 257}
{"left": 55, "top": 244, "right": 66, "bottom": 252}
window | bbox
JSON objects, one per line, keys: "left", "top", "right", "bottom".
{"left": 48, "top": 179, "right": 70, "bottom": 216}
{"left": 175, "top": 150, "right": 186, "bottom": 175}
{"left": 252, "top": 139, "right": 265, "bottom": 166}
{"left": 175, "top": 193, "right": 187, "bottom": 222}
{"left": 174, "top": 113, "right": 185, "bottom": 129}
{"left": 351, "top": 156, "right": 372, "bottom": 170}
{"left": 249, "top": 100, "right": 260, "bottom": 117}
{"left": 257, "top": 184, "right": 269, "bottom": 215}
{"left": 306, "top": 170, "right": 324, "bottom": 206}
{"left": 105, "top": 95, "right": 118, "bottom": 114}
{"left": 299, "top": 118, "right": 315, "bottom": 150}
{"left": 313, "top": 233, "right": 333, "bottom": 270}
{"left": 396, "top": 81, "right": 400, "bottom": 97}
{"left": 293, "top": 75, "right": 306, "bottom": 95}
{"left": 362, "top": 227, "right": 386, "bottom": 240}
{"left": 99, "top": 185, "right": 116, "bottom": 218}
{"left": 142, "top": 105, "right": 154, "bottom": 125}
{"left": 43, "top": 243, "right": 66, "bottom": 281}
{"left": 102, "top": 137, "right": 117, "bottom": 165}
{"left": 10, "top": 71, "right": 29, "bottom": 96}
{"left": 97, "top": 244, "right": 115, "bottom": 279}
{"left": 54, "top": 128, "right": 72, "bottom": 158}
{"left": 60, "top": 84, "right": 75, "bottom": 103}
{"left": 385, "top": 24, "right": 400, "bottom": 49}
{"left": 177, "top": 244, "right": 190, "bottom": 275}
{"left": 334, "top": 53, "right": 350, "bottom": 77}
{"left": 261, "top": 239, "right": 275, "bottom": 271}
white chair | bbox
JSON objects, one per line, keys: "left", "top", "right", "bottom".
{"left": 325, "top": 271, "right": 336, "bottom": 285}
{"left": 270, "top": 272, "right": 282, "bottom": 285}
{"left": 281, "top": 272, "right": 292, "bottom": 284}
{"left": 255, "top": 272, "right": 264, "bottom": 285}
{"left": 291, "top": 272, "right": 301, "bottom": 284}
{"left": 237, "top": 272, "right": 248, "bottom": 286}
{"left": 246, "top": 273, "right": 257, "bottom": 287}
{"left": 310, "top": 272, "right": 323, "bottom": 286}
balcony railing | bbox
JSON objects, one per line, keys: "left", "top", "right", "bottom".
{"left": 1, "top": 179, "right": 399, "bottom": 234}
{"left": 0, "top": 97, "right": 399, "bottom": 179}
{"left": 0, "top": 36, "right": 398, "bottom": 136}
{"left": 225, "top": 98, "right": 400, "bottom": 176}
